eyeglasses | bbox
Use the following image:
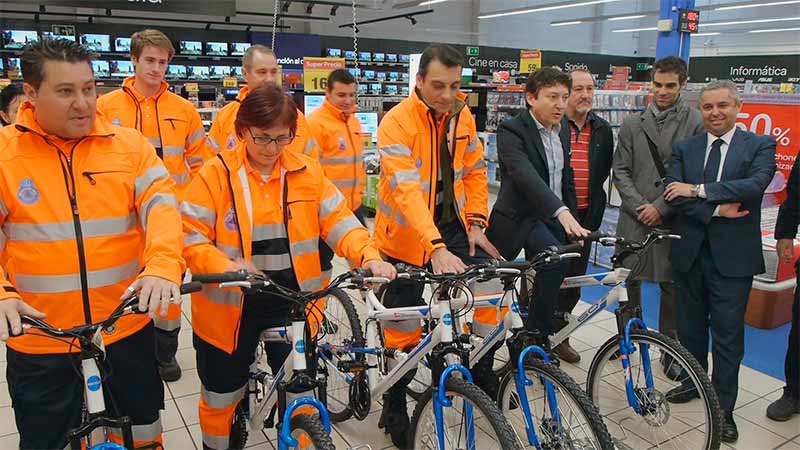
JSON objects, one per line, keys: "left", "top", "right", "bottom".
{"left": 248, "top": 128, "right": 294, "bottom": 147}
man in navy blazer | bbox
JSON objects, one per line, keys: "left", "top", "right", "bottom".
{"left": 662, "top": 80, "right": 777, "bottom": 443}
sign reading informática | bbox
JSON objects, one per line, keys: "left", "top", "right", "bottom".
{"left": 690, "top": 56, "right": 799, "bottom": 84}
{"left": 15, "top": 0, "right": 236, "bottom": 15}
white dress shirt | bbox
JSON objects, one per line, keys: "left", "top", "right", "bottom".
{"left": 698, "top": 126, "right": 737, "bottom": 215}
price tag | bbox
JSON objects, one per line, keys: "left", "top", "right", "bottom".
{"left": 184, "top": 83, "right": 199, "bottom": 93}
{"left": 303, "top": 57, "right": 345, "bottom": 93}
{"left": 223, "top": 77, "right": 238, "bottom": 88}
{"left": 519, "top": 50, "right": 541, "bottom": 74}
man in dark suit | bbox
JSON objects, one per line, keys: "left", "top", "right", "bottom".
{"left": 487, "top": 67, "right": 590, "bottom": 349}
{"left": 767, "top": 155, "right": 799, "bottom": 422}
{"left": 553, "top": 69, "right": 615, "bottom": 363}
{"left": 663, "top": 80, "right": 777, "bottom": 443}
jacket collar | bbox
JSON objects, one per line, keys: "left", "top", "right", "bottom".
{"left": 410, "top": 88, "right": 467, "bottom": 124}
{"left": 14, "top": 100, "right": 115, "bottom": 141}
{"left": 320, "top": 98, "right": 354, "bottom": 122}
{"left": 122, "top": 76, "right": 169, "bottom": 102}
{"left": 236, "top": 86, "right": 251, "bottom": 102}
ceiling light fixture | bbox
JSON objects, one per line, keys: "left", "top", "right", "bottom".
{"left": 419, "top": 0, "right": 449, "bottom": 5}
{"left": 479, "top": 0, "right": 623, "bottom": 20}
{"left": 608, "top": 14, "right": 647, "bottom": 21}
{"left": 551, "top": 21, "right": 583, "bottom": 27}
{"left": 749, "top": 26, "right": 800, "bottom": 33}
{"left": 700, "top": 16, "right": 800, "bottom": 28}
{"left": 716, "top": 0, "right": 800, "bottom": 11}
{"left": 693, "top": 32, "right": 720, "bottom": 36}
{"left": 612, "top": 26, "right": 658, "bottom": 33}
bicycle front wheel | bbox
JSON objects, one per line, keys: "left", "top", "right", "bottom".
{"left": 586, "top": 329, "right": 722, "bottom": 450}
{"left": 410, "top": 377, "right": 522, "bottom": 450}
{"left": 498, "top": 358, "right": 615, "bottom": 450}
{"left": 288, "top": 414, "right": 336, "bottom": 450}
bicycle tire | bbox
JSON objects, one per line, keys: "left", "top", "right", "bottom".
{"left": 497, "top": 358, "right": 615, "bottom": 450}
{"left": 287, "top": 414, "right": 336, "bottom": 450}
{"left": 318, "top": 287, "right": 364, "bottom": 423}
{"left": 410, "top": 377, "right": 523, "bottom": 450}
{"left": 228, "top": 400, "right": 249, "bottom": 450}
{"left": 586, "top": 329, "right": 722, "bottom": 450}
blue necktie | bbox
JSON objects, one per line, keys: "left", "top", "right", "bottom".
{"left": 704, "top": 139, "right": 723, "bottom": 183}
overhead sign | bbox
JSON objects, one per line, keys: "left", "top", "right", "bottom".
{"left": 252, "top": 32, "right": 321, "bottom": 70}
{"left": 16, "top": 0, "right": 236, "bottom": 15}
{"left": 541, "top": 50, "right": 648, "bottom": 80}
{"left": 467, "top": 47, "right": 480, "bottom": 57}
{"left": 678, "top": 9, "right": 700, "bottom": 34}
{"left": 303, "top": 57, "right": 345, "bottom": 93}
{"left": 519, "top": 50, "right": 542, "bottom": 74}
{"left": 689, "top": 55, "right": 799, "bottom": 84}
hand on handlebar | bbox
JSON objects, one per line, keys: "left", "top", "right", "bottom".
{"left": 363, "top": 260, "right": 397, "bottom": 281}
{"left": 430, "top": 248, "right": 467, "bottom": 275}
{"left": 0, "top": 298, "right": 45, "bottom": 340}
{"left": 558, "top": 210, "right": 591, "bottom": 238}
{"left": 122, "top": 276, "right": 181, "bottom": 318}
{"left": 228, "top": 258, "right": 260, "bottom": 274}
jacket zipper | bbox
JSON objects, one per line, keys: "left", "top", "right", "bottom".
{"left": 449, "top": 113, "right": 466, "bottom": 230}
{"left": 343, "top": 118, "right": 359, "bottom": 208}
{"left": 82, "top": 170, "right": 129, "bottom": 185}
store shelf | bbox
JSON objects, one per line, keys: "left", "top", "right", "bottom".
{"left": 593, "top": 107, "right": 646, "bottom": 111}
{"left": 488, "top": 104, "right": 525, "bottom": 110}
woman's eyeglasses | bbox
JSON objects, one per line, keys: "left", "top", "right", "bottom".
{"left": 248, "top": 128, "right": 294, "bottom": 147}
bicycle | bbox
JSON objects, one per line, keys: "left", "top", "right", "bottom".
{"left": 315, "top": 267, "right": 522, "bottom": 450}
{"left": 501, "top": 230, "right": 723, "bottom": 450}
{"left": 12, "top": 281, "right": 202, "bottom": 450}
{"left": 191, "top": 270, "right": 345, "bottom": 450}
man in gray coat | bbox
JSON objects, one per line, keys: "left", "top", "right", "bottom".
{"left": 612, "top": 56, "right": 704, "bottom": 379}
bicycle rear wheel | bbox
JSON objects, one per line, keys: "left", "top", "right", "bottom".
{"left": 317, "top": 287, "right": 364, "bottom": 422}
{"left": 288, "top": 414, "right": 336, "bottom": 450}
{"left": 586, "top": 329, "right": 722, "bottom": 450}
{"left": 410, "top": 377, "right": 522, "bottom": 450}
{"left": 497, "top": 358, "right": 615, "bottom": 450}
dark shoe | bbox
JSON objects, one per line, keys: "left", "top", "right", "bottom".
{"left": 665, "top": 384, "right": 699, "bottom": 404}
{"left": 553, "top": 339, "right": 580, "bottom": 364}
{"left": 158, "top": 357, "right": 182, "bottom": 382}
{"left": 721, "top": 412, "right": 738, "bottom": 443}
{"left": 382, "top": 387, "right": 411, "bottom": 449}
{"left": 517, "top": 330, "right": 559, "bottom": 366}
{"left": 660, "top": 353, "right": 683, "bottom": 381}
{"left": 766, "top": 393, "right": 800, "bottom": 421}
{"left": 472, "top": 351, "right": 500, "bottom": 401}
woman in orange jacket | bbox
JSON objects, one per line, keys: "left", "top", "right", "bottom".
{"left": 181, "top": 83, "right": 394, "bottom": 450}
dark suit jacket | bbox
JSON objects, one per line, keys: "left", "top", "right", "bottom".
{"left": 567, "top": 111, "right": 614, "bottom": 231}
{"left": 666, "top": 129, "right": 777, "bottom": 278}
{"left": 488, "top": 110, "right": 576, "bottom": 260}
{"left": 775, "top": 155, "right": 799, "bottom": 271}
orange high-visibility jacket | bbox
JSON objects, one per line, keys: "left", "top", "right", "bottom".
{"left": 0, "top": 102, "right": 185, "bottom": 354}
{"left": 307, "top": 99, "right": 365, "bottom": 211}
{"left": 182, "top": 142, "right": 381, "bottom": 354}
{"left": 374, "top": 90, "right": 488, "bottom": 267}
{"left": 96, "top": 77, "right": 211, "bottom": 195}
{"left": 205, "top": 86, "right": 319, "bottom": 159}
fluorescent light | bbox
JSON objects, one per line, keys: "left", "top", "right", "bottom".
{"left": 551, "top": 21, "right": 583, "bottom": 27}
{"left": 419, "top": 0, "right": 448, "bottom": 5}
{"left": 716, "top": 1, "right": 800, "bottom": 11}
{"left": 701, "top": 16, "right": 800, "bottom": 28}
{"left": 693, "top": 32, "right": 720, "bottom": 36}
{"left": 749, "top": 27, "right": 800, "bottom": 33}
{"left": 612, "top": 27, "right": 658, "bottom": 33}
{"left": 479, "top": 0, "right": 622, "bottom": 19}
{"left": 608, "top": 14, "right": 647, "bottom": 21}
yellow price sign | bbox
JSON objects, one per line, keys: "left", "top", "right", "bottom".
{"left": 519, "top": 50, "right": 542, "bottom": 74}
{"left": 223, "top": 77, "right": 238, "bottom": 88}
{"left": 184, "top": 83, "right": 199, "bottom": 94}
{"left": 304, "top": 57, "right": 345, "bottom": 93}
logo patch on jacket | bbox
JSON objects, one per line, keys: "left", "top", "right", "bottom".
{"left": 226, "top": 135, "right": 237, "bottom": 151}
{"left": 112, "top": 118, "right": 121, "bottom": 126}
{"left": 224, "top": 208, "right": 238, "bottom": 232}
{"left": 17, "top": 179, "right": 39, "bottom": 205}
{"left": 338, "top": 137, "right": 346, "bottom": 151}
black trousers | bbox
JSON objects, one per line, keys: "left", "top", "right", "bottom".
{"left": 784, "top": 271, "right": 800, "bottom": 399}
{"left": 674, "top": 240, "right": 753, "bottom": 413}
{"left": 7, "top": 323, "right": 164, "bottom": 450}
{"left": 155, "top": 327, "right": 179, "bottom": 364}
{"left": 556, "top": 209, "right": 592, "bottom": 330}
{"left": 521, "top": 220, "right": 569, "bottom": 336}
{"left": 319, "top": 207, "right": 366, "bottom": 272}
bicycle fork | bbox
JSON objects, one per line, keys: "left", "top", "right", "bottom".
{"left": 512, "top": 345, "right": 560, "bottom": 450}
{"left": 613, "top": 285, "right": 656, "bottom": 415}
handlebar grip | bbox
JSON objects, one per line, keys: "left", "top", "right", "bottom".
{"left": 192, "top": 270, "right": 249, "bottom": 283}
{"left": 495, "top": 259, "right": 532, "bottom": 271}
{"left": 569, "top": 230, "right": 606, "bottom": 242}
{"left": 353, "top": 269, "right": 373, "bottom": 278}
{"left": 180, "top": 281, "right": 203, "bottom": 295}
{"left": 555, "top": 243, "right": 584, "bottom": 254}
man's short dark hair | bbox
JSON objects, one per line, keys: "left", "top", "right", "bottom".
{"left": 418, "top": 44, "right": 463, "bottom": 78}
{"left": 22, "top": 38, "right": 94, "bottom": 89}
{"left": 327, "top": 69, "right": 356, "bottom": 91}
{"left": 652, "top": 56, "right": 688, "bottom": 84}
{"left": 525, "top": 67, "right": 571, "bottom": 97}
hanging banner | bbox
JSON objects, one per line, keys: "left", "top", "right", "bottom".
{"left": 519, "top": 50, "right": 542, "bottom": 74}
{"left": 303, "top": 57, "right": 345, "bottom": 93}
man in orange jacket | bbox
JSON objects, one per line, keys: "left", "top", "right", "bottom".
{"left": 0, "top": 38, "right": 184, "bottom": 450}
{"left": 97, "top": 28, "right": 211, "bottom": 382}
{"left": 307, "top": 69, "right": 366, "bottom": 277}
{"left": 374, "top": 44, "right": 502, "bottom": 448}
{"left": 206, "top": 44, "right": 318, "bottom": 158}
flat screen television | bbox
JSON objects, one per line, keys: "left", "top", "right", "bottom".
{"left": 206, "top": 42, "right": 228, "bottom": 56}
{"left": 385, "top": 84, "right": 398, "bottom": 95}
{"left": 358, "top": 52, "right": 371, "bottom": 62}
{"left": 110, "top": 60, "right": 134, "bottom": 78}
{"left": 399, "top": 54, "right": 410, "bottom": 63}
{"left": 209, "top": 66, "right": 230, "bottom": 79}
{"left": 363, "top": 70, "right": 375, "bottom": 80}
{"left": 42, "top": 32, "right": 76, "bottom": 42}
{"left": 179, "top": 40, "right": 202, "bottom": 56}
{"left": 231, "top": 66, "right": 243, "bottom": 79}
{"left": 304, "top": 95, "right": 325, "bottom": 116}
{"left": 344, "top": 50, "right": 357, "bottom": 60}
{"left": 91, "top": 60, "right": 110, "bottom": 78}
{"left": 376, "top": 72, "right": 386, "bottom": 81}
{"left": 347, "top": 68, "right": 361, "bottom": 79}
{"left": 3, "top": 30, "right": 38, "bottom": 50}
{"left": 386, "top": 53, "right": 398, "bottom": 63}
{"left": 355, "top": 112, "right": 378, "bottom": 143}
{"left": 357, "top": 84, "right": 368, "bottom": 95}
{"left": 326, "top": 48, "right": 342, "bottom": 58}
{"left": 166, "top": 65, "right": 187, "bottom": 80}
{"left": 0, "top": 58, "right": 3, "bottom": 72}
{"left": 373, "top": 53, "right": 385, "bottom": 62}
{"left": 114, "top": 37, "right": 131, "bottom": 53}
{"left": 401, "top": 86, "right": 410, "bottom": 96}
{"left": 369, "top": 83, "right": 381, "bottom": 94}
{"left": 189, "top": 66, "right": 210, "bottom": 80}
{"left": 80, "top": 34, "right": 111, "bottom": 52}
{"left": 5, "top": 58, "right": 20, "bottom": 78}
{"left": 231, "top": 42, "right": 251, "bottom": 56}
{"left": 389, "top": 71, "right": 399, "bottom": 81}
